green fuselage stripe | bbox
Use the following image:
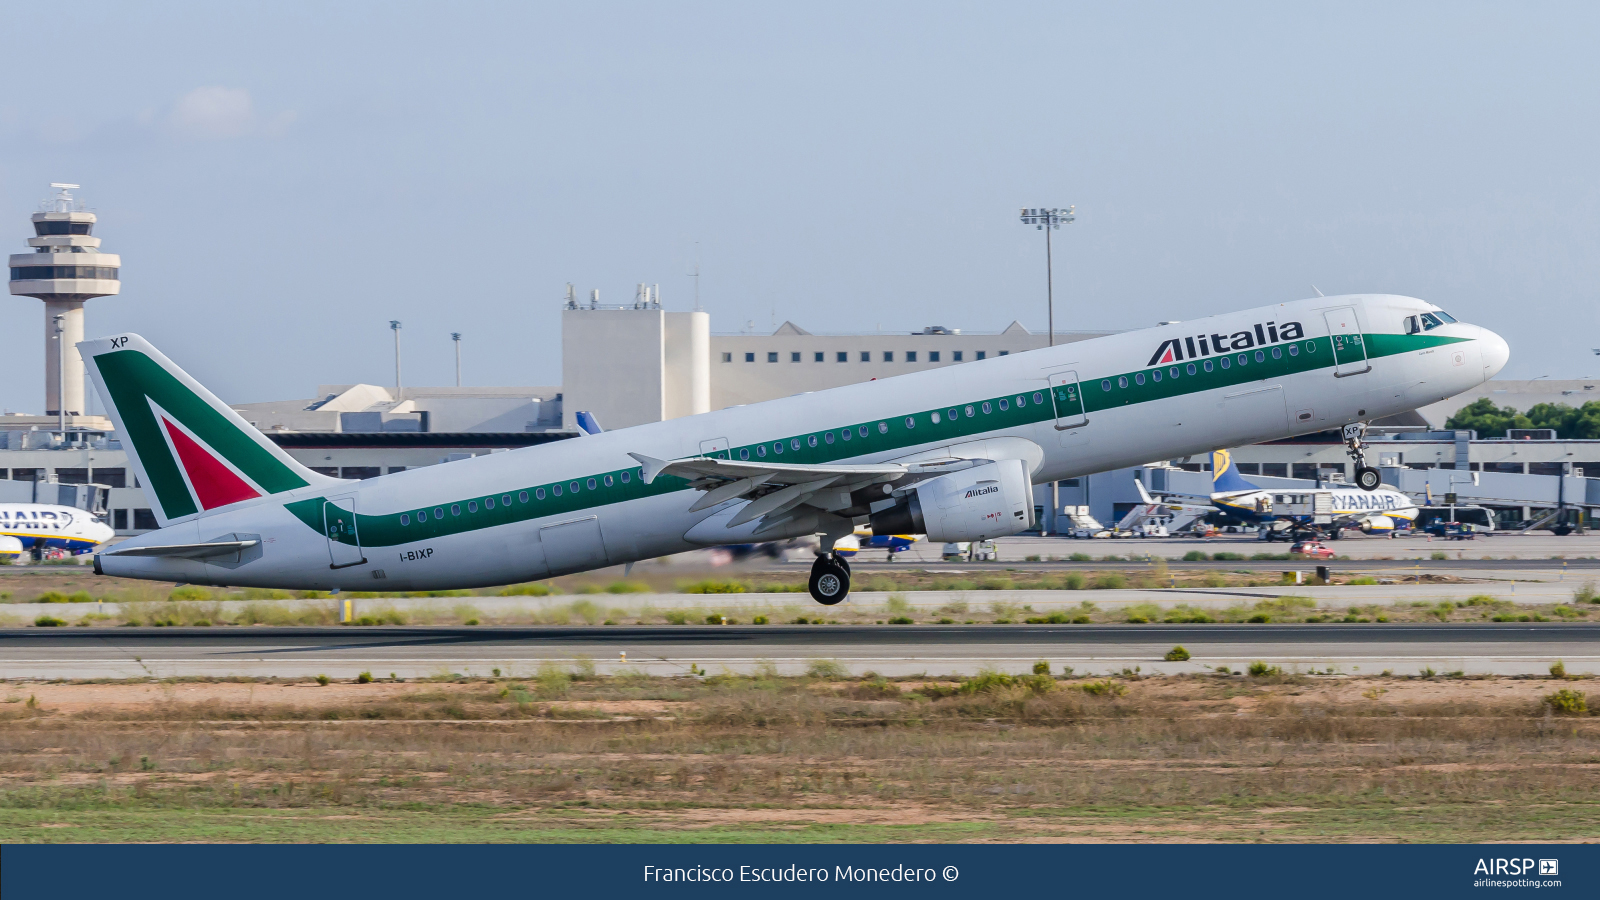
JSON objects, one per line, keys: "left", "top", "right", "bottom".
{"left": 286, "top": 332, "right": 1465, "bottom": 548}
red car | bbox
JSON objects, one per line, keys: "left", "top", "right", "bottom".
{"left": 1290, "top": 540, "right": 1335, "bottom": 559}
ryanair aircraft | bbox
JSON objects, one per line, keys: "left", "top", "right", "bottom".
{"left": 1204, "top": 449, "right": 1419, "bottom": 538}
{"left": 0, "top": 503, "right": 115, "bottom": 558}
{"left": 84, "top": 294, "right": 1506, "bottom": 605}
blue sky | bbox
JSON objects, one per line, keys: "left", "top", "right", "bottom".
{"left": 2, "top": 2, "right": 1597, "bottom": 409}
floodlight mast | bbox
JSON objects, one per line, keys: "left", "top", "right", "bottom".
{"left": 390, "top": 320, "right": 403, "bottom": 392}
{"left": 452, "top": 332, "right": 462, "bottom": 387}
{"left": 1018, "top": 206, "right": 1075, "bottom": 347}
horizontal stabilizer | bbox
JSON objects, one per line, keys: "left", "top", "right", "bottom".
{"left": 103, "top": 540, "right": 260, "bottom": 559}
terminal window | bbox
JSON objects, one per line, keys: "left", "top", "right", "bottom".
{"left": 882, "top": 351, "right": 894, "bottom": 362}
{"left": 976, "top": 351, "right": 986, "bottom": 360}
{"left": 112, "top": 509, "right": 127, "bottom": 530}
{"left": 860, "top": 351, "right": 870, "bottom": 362}
{"left": 768, "top": 352, "right": 779, "bottom": 363}
{"left": 133, "top": 509, "right": 158, "bottom": 530}
{"left": 790, "top": 352, "right": 801, "bottom": 362}
{"left": 837, "top": 352, "right": 848, "bottom": 362}
{"left": 722, "top": 353, "right": 732, "bottom": 363}
{"left": 745, "top": 352, "right": 755, "bottom": 362}
{"left": 906, "top": 351, "right": 917, "bottom": 362}
{"left": 1262, "top": 463, "right": 1288, "bottom": 477}
{"left": 953, "top": 351, "right": 963, "bottom": 362}
{"left": 93, "top": 468, "right": 126, "bottom": 488}
{"left": 814, "top": 352, "right": 824, "bottom": 362}
{"left": 999, "top": 350, "right": 1009, "bottom": 356}
{"left": 929, "top": 351, "right": 940, "bottom": 362}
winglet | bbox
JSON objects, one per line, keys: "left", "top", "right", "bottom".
{"left": 629, "top": 452, "right": 671, "bottom": 485}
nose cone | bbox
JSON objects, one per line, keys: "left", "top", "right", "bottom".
{"left": 1477, "top": 327, "right": 1510, "bottom": 380}
{"left": 90, "top": 521, "right": 116, "bottom": 544}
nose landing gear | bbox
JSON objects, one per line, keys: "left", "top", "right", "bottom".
{"left": 1343, "top": 422, "right": 1381, "bottom": 491}
{"left": 808, "top": 552, "right": 851, "bottom": 605}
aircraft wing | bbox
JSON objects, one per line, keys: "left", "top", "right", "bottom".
{"left": 630, "top": 452, "right": 983, "bottom": 532}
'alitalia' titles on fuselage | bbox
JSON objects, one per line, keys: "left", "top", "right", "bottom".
{"left": 1148, "top": 320, "right": 1306, "bottom": 366}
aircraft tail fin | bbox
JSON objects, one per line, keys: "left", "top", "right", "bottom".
{"left": 1210, "top": 449, "right": 1261, "bottom": 493}
{"left": 80, "top": 333, "right": 341, "bottom": 528}
{"left": 575, "top": 410, "right": 603, "bottom": 435}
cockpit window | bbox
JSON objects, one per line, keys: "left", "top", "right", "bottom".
{"left": 1403, "top": 315, "right": 1420, "bottom": 334}
{"left": 1420, "top": 312, "right": 1444, "bottom": 331}
{"left": 1432, "top": 309, "right": 1457, "bottom": 323}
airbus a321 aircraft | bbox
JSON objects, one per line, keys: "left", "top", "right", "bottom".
{"left": 86, "top": 294, "right": 1506, "bottom": 605}
{"left": 1204, "top": 449, "right": 1419, "bottom": 539}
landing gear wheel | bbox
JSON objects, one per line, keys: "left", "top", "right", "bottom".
{"left": 809, "top": 554, "right": 850, "bottom": 605}
{"left": 1342, "top": 422, "right": 1380, "bottom": 491}
{"left": 1354, "top": 466, "right": 1381, "bottom": 491}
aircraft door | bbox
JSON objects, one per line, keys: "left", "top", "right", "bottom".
{"left": 1048, "top": 372, "right": 1088, "bottom": 429}
{"left": 699, "top": 437, "right": 730, "bottom": 459}
{"left": 1323, "top": 307, "right": 1371, "bottom": 377}
{"left": 323, "top": 495, "right": 366, "bottom": 569}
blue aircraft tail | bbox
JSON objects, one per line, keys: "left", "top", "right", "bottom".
{"left": 1210, "top": 449, "right": 1261, "bottom": 493}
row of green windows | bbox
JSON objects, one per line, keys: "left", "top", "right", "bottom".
{"left": 398, "top": 468, "right": 645, "bottom": 526}
{"left": 1100, "top": 341, "right": 1317, "bottom": 391}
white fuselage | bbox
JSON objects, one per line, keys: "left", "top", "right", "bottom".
{"left": 100, "top": 294, "right": 1507, "bottom": 590}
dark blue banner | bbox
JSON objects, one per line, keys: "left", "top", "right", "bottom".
{"left": 3, "top": 844, "right": 1594, "bottom": 899}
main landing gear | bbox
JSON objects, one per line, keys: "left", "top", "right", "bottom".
{"left": 1343, "top": 422, "right": 1381, "bottom": 492}
{"left": 808, "top": 552, "right": 851, "bottom": 605}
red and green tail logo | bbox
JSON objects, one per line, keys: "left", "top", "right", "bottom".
{"left": 84, "top": 335, "right": 329, "bottom": 525}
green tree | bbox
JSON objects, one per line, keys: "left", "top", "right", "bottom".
{"left": 1445, "top": 398, "right": 1530, "bottom": 438}
{"left": 1447, "top": 398, "right": 1600, "bottom": 439}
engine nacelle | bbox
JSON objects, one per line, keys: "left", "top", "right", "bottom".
{"left": 868, "top": 459, "right": 1033, "bottom": 542}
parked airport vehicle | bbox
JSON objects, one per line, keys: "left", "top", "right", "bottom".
{"left": 834, "top": 528, "right": 920, "bottom": 560}
{"left": 86, "top": 294, "right": 1505, "bottom": 604}
{"left": 1290, "top": 540, "right": 1336, "bottom": 559}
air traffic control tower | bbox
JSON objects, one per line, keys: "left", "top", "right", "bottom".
{"left": 8, "top": 184, "right": 120, "bottom": 420}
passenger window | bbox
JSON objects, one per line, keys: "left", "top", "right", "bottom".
{"left": 841, "top": 429, "right": 852, "bottom": 441}
{"left": 772, "top": 442, "right": 782, "bottom": 454}
{"left": 998, "top": 399, "right": 1009, "bottom": 410}
{"left": 587, "top": 478, "right": 597, "bottom": 489}
{"left": 1117, "top": 376, "right": 1128, "bottom": 388}
{"left": 468, "top": 501, "right": 478, "bottom": 513}
{"left": 757, "top": 445, "right": 767, "bottom": 457}
{"left": 877, "top": 422, "right": 888, "bottom": 433}
{"left": 1186, "top": 363, "right": 1196, "bottom": 375}
{"left": 1134, "top": 373, "right": 1145, "bottom": 385}
{"left": 620, "top": 472, "right": 629, "bottom": 483}
{"left": 1203, "top": 359, "right": 1213, "bottom": 371}
{"left": 400, "top": 514, "right": 411, "bottom": 526}
{"left": 1288, "top": 344, "right": 1298, "bottom": 356}
{"left": 552, "top": 484, "right": 562, "bottom": 496}
{"left": 1102, "top": 380, "right": 1111, "bottom": 391}
{"left": 569, "top": 481, "right": 580, "bottom": 492}
{"left": 825, "top": 432, "right": 834, "bottom": 444}
{"left": 1151, "top": 370, "right": 1162, "bottom": 382}
{"left": 484, "top": 497, "right": 495, "bottom": 509}
{"left": 1220, "top": 357, "right": 1231, "bottom": 369}
{"left": 1033, "top": 392, "right": 1043, "bottom": 404}
{"left": 1169, "top": 367, "right": 1179, "bottom": 378}
{"left": 534, "top": 489, "right": 544, "bottom": 500}
{"left": 1271, "top": 347, "right": 1281, "bottom": 359}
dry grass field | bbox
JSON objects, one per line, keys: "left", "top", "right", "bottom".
{"left": 0, "top": 670, "right": 1595, "bottom": 843}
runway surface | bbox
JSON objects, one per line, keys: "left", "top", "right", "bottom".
{"left": 2, "top": 623, "right": 1593, "bottom": 679}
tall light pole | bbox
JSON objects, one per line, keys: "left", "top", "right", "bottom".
{"left": 1019, "top": 206, "right": 1075, "bottom": 346}
{"left": 1019, "top": 206, "right": 1075, "bottom": 537}
{"left": 451, "top": 332, "right": 462, "bottom": 387}
{"left": 389, "top": 320, "right": 402, "bottom": 394}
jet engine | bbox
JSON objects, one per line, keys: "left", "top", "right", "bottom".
{"left": 868, "top": 459, "right": 1033, "bottom": 543}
